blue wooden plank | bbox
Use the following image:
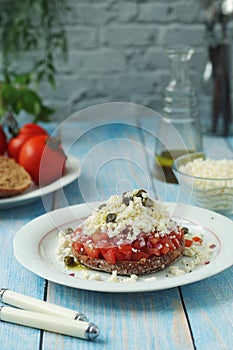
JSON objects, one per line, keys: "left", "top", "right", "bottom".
{"left": 178, "top": 134, "right": 233, "bottom": 349}
{"left": 180, "top": 266, "right": 233, "bottom": 350}
{"left": 0, "top": 197, "right": 54, "bottom": 350}
{"left": 42, "top": 285, "right": 194, "bottom": 350}
{"left": 62, "top": 122, "right": 158, "bottom": 203}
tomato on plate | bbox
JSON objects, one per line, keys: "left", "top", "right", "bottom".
{"left": 0, "top": 125, "right": 7, "bottom": 155}
{"left": 185, "top": 239, "right": 193, "bottom": 248}
{"left": 116, "top": 244, "right": 132, "bottom": 261}
{"left": 72, "top": 228, "right": 184, "bottom": 264}
{"left": 100, "top": 248, "right": 117, "bottom": 264}
{"left": 8, "top": 123, "right": 47, "bottom": 161}
{"left": 18, "top": 134, "right": 66, "bottom": 185}
{"left": 192, "top": 236, "right": 203, "bottom": 244}
{"left": 83, "top": 244, "right": 101, "bottom": 259}
{"left": 131, "top": 250, "right": 150, "bottom": 261}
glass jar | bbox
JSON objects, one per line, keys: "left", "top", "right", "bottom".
{"left": 154, "top": 45, "right": 203, "bottom": 183}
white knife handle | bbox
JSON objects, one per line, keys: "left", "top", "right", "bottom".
{"left": 0, "top": 306, "right": 99, "bottom": 340}
{"left": 0, "top": 289, "right": 87, "bottom": 321}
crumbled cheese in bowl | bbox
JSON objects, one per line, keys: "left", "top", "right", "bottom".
{"left": 179, "top": 158, "right": 233, "bottom": 185}
{"left": 177, "top": 157, "right": 233, "bottom": 214}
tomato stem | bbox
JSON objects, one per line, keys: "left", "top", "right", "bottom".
{"left": 2, "top": 111, "right": 20, "bottom": 137}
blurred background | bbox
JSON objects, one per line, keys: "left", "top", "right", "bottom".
{"left": 1, "top": 0, "right": 233, "bottom": 127}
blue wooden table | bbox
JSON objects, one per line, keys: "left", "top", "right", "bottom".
{"left": 1, "top": 104, "right": 233, "bottom": 350}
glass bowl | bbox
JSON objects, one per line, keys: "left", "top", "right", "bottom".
{"left": 172, "top": 152, "right": 233, "bottom": 215}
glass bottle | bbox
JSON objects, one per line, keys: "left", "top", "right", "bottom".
{"left": 154, "top": 45, "right": 203, "bottom": 183}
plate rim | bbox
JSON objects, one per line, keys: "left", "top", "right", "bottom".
{"left": 13, "top": 202, "right": 233, "bottom": 293}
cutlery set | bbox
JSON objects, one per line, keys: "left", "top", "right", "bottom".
{"left": 0, "top": 288, "right": 99, "bottom": 341}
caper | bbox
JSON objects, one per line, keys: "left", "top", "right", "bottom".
{"left": 65, "top": 227, "right": 73, "bottom": 235}
{"left": 98, "top": 203, "right": 106, "bottom": 210}
{"left": 106, "top": 213, "right": 117, "bottom": 223}
{"left": 134, "top": 189, "right": 147, "bottom": 198}
{"left": 64, "top": 256, "right": 76, "bottom": 267}
{"left": 143, "top": 197, "right": 154, "bottom": 207}
{"left": 182, "top": 227, "right": 189, "bottom": 235}
{"left": 122, "top": 191, "right": 133, "bottom": 206}
{"left": 122, "top": 196, "right": 132, "bottom": 206}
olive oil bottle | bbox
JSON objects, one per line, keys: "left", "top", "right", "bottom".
{"left": 154, "top": 45, "right": 203, "bottom": 183}
{"left": 154, "top": 149, "right": 194, "bottom": 183}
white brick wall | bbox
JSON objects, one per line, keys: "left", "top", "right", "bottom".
{"left": 27, "top": 0, "right": 220, "bottom": 122}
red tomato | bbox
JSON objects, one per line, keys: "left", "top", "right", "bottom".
{"left": 100, "top": 248, "right": 117, "bottom": 264}
{"left": 160, "top": 236, "right": 175, "bottom": 251}
{"left": 116, "top": 244, "right": 132, "bottom": 261}
{"left": 131, "top": 250, "right": 150, "bottom": 261}
{"left": 72, "top": 229, "right": 184, "bottom": 265}
{"left": 18, "top": 134, "right": 66, "bottom": 185}
{"left": 172, "top": 238, "right": 181, "bottom": 248}
{"left": 8, "top": 123, "right": 47, "bottom": 161}
{"left": 147, "top": 247, "right": 161, "bottom": 256}
{"left": 0, "top": 125, "right": 7, "bottom": 155}
{"left": 160, "top": 245, "right": 170, "bottom": 255}
{"left": 185, "top": 239, "right": 193, "bottom": 248}
{"left": 72, "top": 241, "right": 84, "bottom": 253}
{"left": 192, "top": 236, "right": 203, "bottom": 244}
{"left": 148, "top": 237, "right": 160, "bottom": 246}
{"left": 83, "top": 244, "right": 100, "bottom": 259}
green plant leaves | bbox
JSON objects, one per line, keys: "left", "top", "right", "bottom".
{"left": 0, "top": 81, "right": 54, "bottom": 122}
{"left": 0, "top": 0, "right": 70, "bottom": 122}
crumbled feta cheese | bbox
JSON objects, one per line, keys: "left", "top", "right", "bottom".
{"left": 144, "top": 276, "right": 157, "bottom": 282}
{"left": 80, "top": 270, "right": 90, "bottom": 280}
{"left": 79, "top": 190, "right": 177, "bottom": 242}
{"left": 121, "top": 274, "right": 139, "bottom": 283}
{"left": 179, "top": 158, "right": 233, "bottom": 190}
{"left": 88, "top": 273, "right": 102, "bottom": 281}
{"left": 184, "top": 246, "right": 199, "bottom": 258}
{"left": 107, "top": 270, "right": 120, "bottom": 283}
{"left": 170, "top": 238, "right": 215, "bottom": 276}
{"left": 169, "top": 266, "right": 185, "bottom": 276}
{"left": 56, "top": 231, "right": 72, "bottom": 261}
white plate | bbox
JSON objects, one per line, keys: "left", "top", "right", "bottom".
{"left": 0, "top": 155, "right": 80, "bottom": 209}
{"left": 13, "top": 202, "right": 233, "bottom": 293}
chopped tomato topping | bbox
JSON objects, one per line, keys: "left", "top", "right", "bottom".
{"left": 160, "top": 245, "right": 170, "bottom": 255}
{"left": 147, "top": 247, "right": 161, "bottom": 256}
{"left": 132, "top": 240, "right": 141, "bottom": 250}
{"left": 72, "top": 241, "right": 84, "bottom": 252}
{"left": 116, "top": 244, "right": 132, "bottom": 261}
{"left": 83, "top": 244, "right": 100, "bottom": 259}
{"left": 72, "top": 227, "right": 184, "bottom": 264}
{"left": 131, "top": 250, "right": 150, "bottom": 261}
{"left": 74, "top": 227, "right": 82, "bottom": 235}
{"left": 172, "top": 238, "right": 181, "bottom": 248}
{"left": 160, "top": 236, "right": 175, "bottom": 251}
{"left": 100, "top": 248, "right": 116, "bottom": 264}
{"left": 148, "top": 237, "right": 160, "bottom": 245}
{"left": 185, "top": 239, "right": 193, "bottom": 248}
{"left": 192, "top": 236, "right": 203, "bottom": 244}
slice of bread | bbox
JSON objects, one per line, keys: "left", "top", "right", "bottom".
{"left": 72, "top": 238, "right": 185, "bottom": 276}
{"left": 0, "top": 156, "right": 32, "bottom": 198}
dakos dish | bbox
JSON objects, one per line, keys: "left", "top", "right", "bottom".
{"left": 59, "top": 190, "right": 185, "bottom": 276}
